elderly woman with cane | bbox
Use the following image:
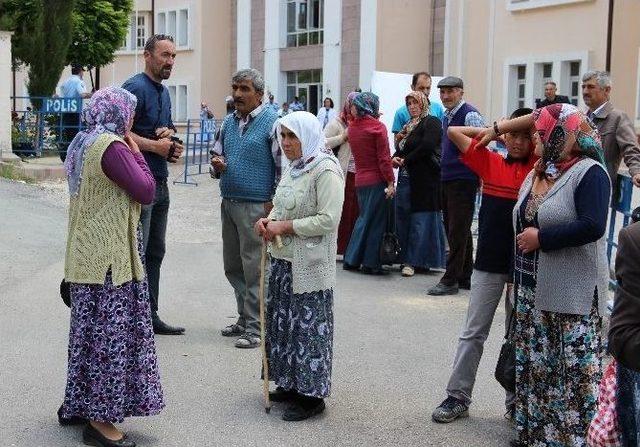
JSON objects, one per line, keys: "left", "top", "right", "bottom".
{"left": 254, "top": 111, "right": 344, "bottom": 421}
{"left": 58, "top": 87, "right": 164, "bottom": 447}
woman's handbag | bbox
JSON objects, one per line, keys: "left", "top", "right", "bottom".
{"left": 495, "top": 287, "right": 516, "bottom": 393}
{"left": 379, "top": 198, "right": 401, "bottom": 265}
{"left": 587, "top": 360, "right": 622, "bottom": 446}
{"left": 60, "top": 279, "right": 71, "bottom": 308}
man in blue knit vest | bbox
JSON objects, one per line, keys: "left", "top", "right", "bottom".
{"left": 428, "top": 76, "right": 485, "bottom": 296}
{"left": 210, "top": 68, "right": 280, "bottom": 349}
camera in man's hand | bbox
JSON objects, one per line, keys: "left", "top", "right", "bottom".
{"left": 167, "top": 135, "right": 183, "bottom": 163}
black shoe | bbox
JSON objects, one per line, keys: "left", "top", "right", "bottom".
{"left": 269, "top": 387, "right": 297, "bottom": 403}
{"left": 152, "top": 316, "right": 185, "bottom": 335}
{"left": 82, "top": 423, "right": 136, "bottom": 447}
{"left": 361, "top": 266, "right": 387, "bottom": 275}
{"left": 342, "top": 262, "right": 359, "bottom": 271}
{"left": 427, "top": 282, "right": 459, "bottom": 296}
{"left": 57, "top": 405, "right": 87, "bottom": 426}
{"left": 431, "top": 396, "right": 469, "bottom": 423}
{"left": 459, "top": 280, "right": 471, "bottom": 290}
{"left": 282, "top": 398, "right": 326, "bottom": 421}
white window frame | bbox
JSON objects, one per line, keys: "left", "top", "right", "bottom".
{"left": 285, "top": 0, "right": 324, "bottom": 48}
{"left": 156, "top": 7, "right": 191, "bottom": 50}
{"left": 502, "top": 50, "right": 589, "bottom": 116}
{"left": 117, "top": 12, "right": 149, "bottom": 53}
{"left": 507, "top": 0, "right": 593, "bottom": 12}
{"left": 167, "top": 83, "right": 190, "bottom": 123}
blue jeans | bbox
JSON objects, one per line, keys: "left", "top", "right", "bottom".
{"left": 140, "top": 179, "right": 169, "bottom": 314}
{"left": 344, "top": 183, "right": 388, "bottom": 270}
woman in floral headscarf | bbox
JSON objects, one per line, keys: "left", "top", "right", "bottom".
{"left": 392, "top": 91, "right": 446, "bottom": 277}
{"left": 59, "top": 87, "right": 163, "bottom": 447}
{"left": 479, "top": 103, "right": 610, "bottom": 447}
{"left": 343, "top": 92, "right": 395, "bottom": 274}
{"left": 324, "top": 91, "right": 359, "bottom": 255}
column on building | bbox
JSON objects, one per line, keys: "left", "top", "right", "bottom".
{"left": 264, "top": 0, "right": 284, "bottom": 103}
{"left": 322, "top": 0, "right": 342, "bottom": 108}
{"left": 237, "top": 0, "right": 252, "bottom": 70}
{"left": 358, "top": 0, "right": 377, "bottom": 91}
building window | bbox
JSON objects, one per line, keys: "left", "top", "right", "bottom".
{"left": 286, "top": 0, "right": 324, "bottom": 48}
{"left": 516, "top": 65, "right": 526, "bottom": 109}
{"left": 120, "top": 13, "right": 148, "bottom": 51}
{"left": 286, "top": 69, "right": 323, "bottom": 115}
{"left": 507, "top": 0, "right": 591, "bottom": 12}
{"left": 568, "top": 61, "right": 580, "bottom": 106}
{"left": 168, "top": 84, "right": 189, "bottom": 122}
{"left": 157, "top": 8, "right": 190, "bottom": 48}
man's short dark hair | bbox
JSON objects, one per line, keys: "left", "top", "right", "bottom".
{"left": 509, "top": 107, "right": 533, "bottom": 119}
{"left": 71, "top": 65, "right": 83, "bottom": 75}
{"left": 144, "top": 34, "right": 175, "bottom": 53}
{"left": 544, "top": 81, "right": 557, "bottom": 88}
{"left": 411, "top": 72, "right": 432, "bottom": 88}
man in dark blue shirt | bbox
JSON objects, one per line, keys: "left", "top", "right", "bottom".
{"left": 123, "top": 34, "right": 185, "bottom": 335}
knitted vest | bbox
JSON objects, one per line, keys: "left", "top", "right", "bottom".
{"left": 441, "top": 103, "right": 480, "bottom": 182}
{"left": 272, "top": 157, "right": 345, "bottom": 294}
{"left": 219, "top": 107, "right": 278, "bottom": 202}
{"left": 513, "top": 158, "right": 610, "bottom": 316}
{"left": 65, "top": 134, "right": 145, "bottom": 286}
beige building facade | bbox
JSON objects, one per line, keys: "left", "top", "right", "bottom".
{"left": 9, "top": 0, "right": 640, "bottom": 132}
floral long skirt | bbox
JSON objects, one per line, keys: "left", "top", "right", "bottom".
{"left": 265, "top": 258, "right": 334, "bottom": 398}
{"left": 61, "top": 237, "right": 164, "bottom": 423}
{"left": 514, "top": 285, "right": 602, "bottom": 446}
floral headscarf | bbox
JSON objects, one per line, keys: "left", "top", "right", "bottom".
{"left": 340, "top": 91, "right": 359, "bottom": 124}
{"left": 278, "top": 111, "right": 336, "bottom": 178}
{"left": 396, "top": 91, "right": 430, "bottom": 150}
{"left": 64, "top": 86, "right": 137, "bottom": 196}
{"left": 532, "top": 103, "right": 604, "bottom": 180}
{"left": 352, "top": 92, "right": 380, "bottom": 118}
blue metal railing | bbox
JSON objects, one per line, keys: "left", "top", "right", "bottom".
{"left": 174, "top": 118, "right": 221, "bottom": 186}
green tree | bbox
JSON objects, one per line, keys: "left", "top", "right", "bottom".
{"left": 66, "top": 0, "right": 132, "bottom": 88}
{"left": 1, "top": 0, "right": 76, "bottom": 99}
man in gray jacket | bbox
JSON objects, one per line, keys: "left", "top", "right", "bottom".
{"left": 582, "top": 70, "right": 640, "bottom": 187}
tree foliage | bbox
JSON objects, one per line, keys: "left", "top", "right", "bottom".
{"left": 1, "top": 0, "right": 76, "bottom": 98}
{"left": 66, "top": 0, "right": 132, "bottom": 68}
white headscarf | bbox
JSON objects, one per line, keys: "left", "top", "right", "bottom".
{"left": 277, "top": 111, "right": 335, "bottom": 178}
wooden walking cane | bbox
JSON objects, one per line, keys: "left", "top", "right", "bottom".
{"left": 259, "top": 239, "right": 271, "bottom": 413}
{"left": 259, "top": 234, "right": 283, "bottom": 414}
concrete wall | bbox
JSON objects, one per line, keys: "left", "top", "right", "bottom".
{"left": 280, "top": 46, "right": 323, "bottom": 72}
{"left": 250, "top": 0, "right": 265, "bottom": 73}
{"left": 0, "top": 31, "right": 13, "bottom": 157}
{"left": 375, "top": 0, "right": 432, "bottom": 75}
{"left": 201, "top": 0, "right": 232, "bottom": 117}
{"left": 610, "top": 0, "right": 640, "bottom": 125}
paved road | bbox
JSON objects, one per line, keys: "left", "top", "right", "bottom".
{"left": 0, "top": 174, "right": 514, "bottom": 447}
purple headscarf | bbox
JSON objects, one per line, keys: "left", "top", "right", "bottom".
{"left": 64, "top": 86, "right": 137, "bottom": 196}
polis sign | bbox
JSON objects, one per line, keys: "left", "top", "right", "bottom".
{"left": 43, "top": 98, "right": 82, "bottom": 113}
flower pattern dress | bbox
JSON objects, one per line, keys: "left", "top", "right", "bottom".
{"left": 265, "top": 258, "right": 334, "bottom": 398}
{"left": 513, "top": 198, "right": 601, "bottom": 447}
{"left": 61, "top": 232, "right": 164, "bottom": 423}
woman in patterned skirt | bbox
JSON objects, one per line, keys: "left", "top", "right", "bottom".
{"left": 59, "top": 87, "right": 164, "bottom": 447}
{"left": 479, "top": 103, "right": 610, "bottom": 446}
{"left": 254, "top": 111, "right": 344, "bottom": 421}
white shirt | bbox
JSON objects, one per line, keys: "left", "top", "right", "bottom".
{"left": 317, "top": 107, "right": 337, "bottom": 129}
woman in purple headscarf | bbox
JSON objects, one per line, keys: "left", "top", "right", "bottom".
{"left": 324, "top": 91, "right": 359, "bottom": 255}
{"left": 58, "top": 87, "right": 163, "bottom": 447}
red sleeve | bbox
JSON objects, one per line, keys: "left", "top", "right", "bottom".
{"left": 374, "top": 122, "right": 395, "bottom": 183}
{"left": 460, "top": 137, "right": 504, "bottom": 183}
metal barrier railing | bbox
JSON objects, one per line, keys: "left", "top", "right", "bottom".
{"left": 11, "top": 96, "right": 85, "bottom": 157}
{"left": 173, "top": 118, "right": 221, "bottom": 186}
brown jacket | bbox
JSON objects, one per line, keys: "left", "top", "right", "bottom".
{"left": 609, "top": 222, "right": 640, "bottom": 371}
{"left": 591, "top": 101, "right": 640, "bottom": 183}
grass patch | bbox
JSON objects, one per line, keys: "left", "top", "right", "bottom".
{"left": 0, "top": 163, "right": 36, "bottom": 183}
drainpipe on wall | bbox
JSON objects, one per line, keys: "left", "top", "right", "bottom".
{"left": 151, "top": 0, "right": 155, "bottom": 34}
{"left": 606, "top": 0, "right": 614, "bottom": 72}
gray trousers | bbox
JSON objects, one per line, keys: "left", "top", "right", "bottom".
{"left": 221, "top": 199, "right": 267, "bottom": 336}
{"left": 446, "top": 269, "right": 515, "bottom": 409}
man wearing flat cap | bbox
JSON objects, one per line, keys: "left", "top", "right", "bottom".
{"left": 428, "top": 76, "right": 485, "bottom": 296}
